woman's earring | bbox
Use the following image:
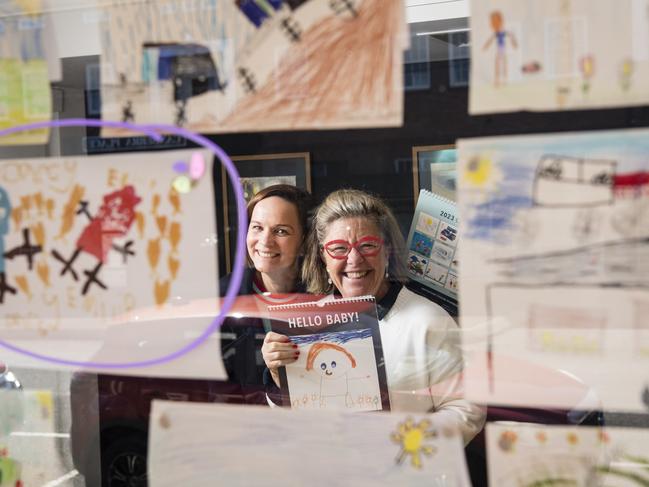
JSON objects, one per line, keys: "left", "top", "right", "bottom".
{"left": 384, "top": 266, "right": 389, "bottom": 279}
{"left": 326, "top": 269, "right": 332, "bottom": 285}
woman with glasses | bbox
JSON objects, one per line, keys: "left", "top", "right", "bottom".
{"left": 262, "top": 189, "right": 484, "bottom": 443}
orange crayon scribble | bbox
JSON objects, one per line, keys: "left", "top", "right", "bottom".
{"left": 156, "top": 215, "right": 167, "bottom": 236}
{"left": 168, "top": 256, "right": 180, "bottom": 280}
{"left": 222, "top": 0, "right": 402, "bottom": 130}
{"left": 151, "top": 194, "right": 161, "bottom": 215}
{"left": 135, "top": 211, "right": 145, "bottom": 238}
{"left": 36, "top": 261, "right": 50, "bottom": 287}
{"left": 169, "top": 222, "right": 181, "bottom": 251}
{"left": 20, "top": 195, "right": 32, "bottom": 213}
{"left": 147, "top": 238, "right": 161, "bottom": 270}
{"left": 169, "top": 188, "right": 181, "bottom": 214}
{"left": 33, "top": 193, "right": 44, "bottom": 214}
{"left": 45, "top": 199, "right": 55, "bottom": 219}
{"left": 14, "top": 275, "right": 31, "bottom": 299}
{"left": 57, "top": 185, "right": 85, "bottom": 239}
{"left": 11, "top": 207, "right": 22, "bottom": 229}
{"left": 31, "top": 222, "right": 45, "bottom": 247}
{"left": 38, "top": 322, "right": 59, "bottom": 336}
{"left": 154, "top": 279, "right": 170, "bottom": 306}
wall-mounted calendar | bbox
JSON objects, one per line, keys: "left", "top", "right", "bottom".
{"left": 405, "top": 190, "right": 459, "bottom": 313}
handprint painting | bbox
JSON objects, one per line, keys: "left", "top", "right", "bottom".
{"left": 286, "top": 329, "right": 383, "bottom": 411}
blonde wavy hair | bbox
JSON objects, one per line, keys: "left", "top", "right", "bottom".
{"left": 302, "top": 189, "right": 407, "bottom": 294}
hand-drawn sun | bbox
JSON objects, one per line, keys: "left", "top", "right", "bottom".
{"left": 464, "top": 155, "right": 493, "bottom": 186}
{"left": 391, "top": 417, "right": 437, "bottom": 469}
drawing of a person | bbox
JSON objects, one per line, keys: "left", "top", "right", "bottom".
{"left": 305, "top": 342, "right": 359, "bottom": 409}
{"left": 482, "top": 10, "right": 517, "bottom": 87}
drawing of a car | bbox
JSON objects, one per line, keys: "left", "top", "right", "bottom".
{"left": 141, "top": 42, "right": 225, "bottom": 125}
{"left": 440, "top": 226, "right": 457, "bottom": 241}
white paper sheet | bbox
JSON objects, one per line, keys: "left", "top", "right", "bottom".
{"left": 458, "top": 128, "right": 649, "bottom": 412}
{"left": 470, "top": 0, "right": 649, "bottom": 114}
{"left": 148, "top": 400, "right": 471, "bottom": 487}
{"left": 487, "top": 423, "right": 649, "bottom": 487}
{"left": 0, "top": 149, "right": 226, "bottom": 379}
{"left": 0, "top": 0, "right": 61, "bottom": 145}
{"left": 0, "top": 390, "right": 59, "bottom": 486}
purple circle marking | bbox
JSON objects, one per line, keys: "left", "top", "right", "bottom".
{"left": 0, "top": 118, "right": 247, "bottom": 369}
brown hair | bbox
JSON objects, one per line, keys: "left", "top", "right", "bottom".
{"left": 305, "top": 342, "right": 356, "bottom": 370}
{"left": 246, "top": 184, "right": 313, "bottom": 266}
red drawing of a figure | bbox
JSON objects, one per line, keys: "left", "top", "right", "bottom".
{"left": 483, "top": 10, "right": 517, "bottom": 87}
{"left": 52, "top": 186, "right": 141, "bottom": 295}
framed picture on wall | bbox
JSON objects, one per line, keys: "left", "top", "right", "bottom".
{"left": 222, "top": 152, "right": 311, "bottom": 273}
{"left": 411, "top": 145, "right": 457, "bottom": 205}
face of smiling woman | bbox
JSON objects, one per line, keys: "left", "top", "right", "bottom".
{"left": 247, "top": 196, "right": 303, "bottom": 285}
{"left": 321, "top": 217, "right": 390, "bottom": 300}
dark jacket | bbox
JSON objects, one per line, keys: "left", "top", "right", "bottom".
{"left": 218, "top": 268, "right": 305, "bottom": 402}
{"left": 218, "top": 268, "right": 264, "bottom": 396}
{"left": 219, "top": 267, "right": 256, "bottom": 298}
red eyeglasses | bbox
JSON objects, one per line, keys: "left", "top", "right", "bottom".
{"left": 322, "top": 236, "right": 384, "bottom": 259}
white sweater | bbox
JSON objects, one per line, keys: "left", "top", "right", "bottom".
{"left": 380, "top": 287, "right": 485, "bottom": 444}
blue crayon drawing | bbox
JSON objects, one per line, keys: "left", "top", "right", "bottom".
{"left": 0, "top": 186, "right": 16, "bottom": 303}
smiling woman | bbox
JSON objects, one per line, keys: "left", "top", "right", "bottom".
{"left": 246, "top": 195, "right": 304, "bottom": 293}
{"left": 219, "top": 184, "right": 313, "bottom": 394}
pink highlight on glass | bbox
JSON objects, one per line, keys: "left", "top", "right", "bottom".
{"left": 189, "top": 151, "right": 206, "bottom": 179}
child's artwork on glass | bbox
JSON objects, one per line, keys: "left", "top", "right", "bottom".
{"left": 148, "top": 401, "right": 472, "bottom": 487}
{"left": 269, "top": 295, "right": 390, "bottom": 411}
{"left": 98, "top": 0, "right": 406, "bottom": 135}
{"left": 0, "top": 390, "right": 61, "bottom": 485}
{"left": 470, "top": 0, "right": 649, "bottom": 114}
{"left": 458, "top": 128, "right": 649, "bottom": 413}
{"left": 0, "top": 149, "right": 225, "bottom": 379}
{"left": 0, "top": 0, "right": 60, "bottom": 145}
{"left": 487, "top": 423, "right": 649, "bottom": 487}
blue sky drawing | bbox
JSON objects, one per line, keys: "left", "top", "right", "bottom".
{"left": 466, "top": 159, "right": 535, "bottom": 244}
{"left": 290, "top": 328, "right": 372, "bottom": 346}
